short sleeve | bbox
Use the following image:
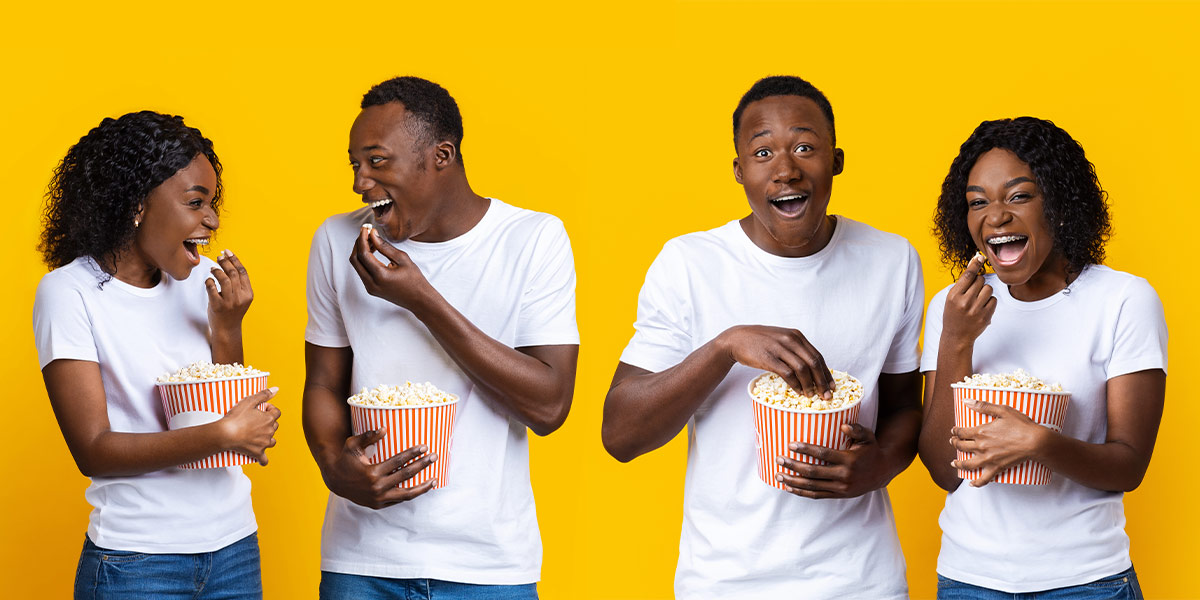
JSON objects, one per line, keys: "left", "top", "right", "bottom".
{"left": 1107, "top": 277, "right": 1168, "bottom": 378}
{"left": 920, "top": 286, "right": 950, "bottom": 373}
{"left": 33, "top": 272, "right": 99, "bottom": 369}
{"left": 881, "top": 244, "right": 925, "bottom": 373}
{"left": 618, "top": 241, "right": 694, "bottom": 373}
{"left": 305, "top": 221, "right": 350, "bottom": 348}
{"left": 514, "top": 218, "right": 580, "bottom": 347}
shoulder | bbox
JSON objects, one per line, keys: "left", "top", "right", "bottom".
{"left": 483, "top": 199, "right": 568, "bottom": 239}
{"left": 1079, "top": 265, "right": 1162, "bottom": 307}
{"left": 658, "top": 221, "right": 742, "bottom": 261}
{"left": 36, "top": 258, "right": 102, "bottom": 297}
{"left": 836, "top": 217, "right": 918, "bottom": 255}
{"left": 313, "top": 208, "right": 373, "bottom": 245}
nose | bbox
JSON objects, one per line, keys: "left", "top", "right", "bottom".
{"left": 203, "top": 205, "right": 220, "bottom": 231}
{"left": 982, "top": 201, "right": 1012, "bottom": 227}
{"left": 353, "top": 168, "right": 375, "bottom": 195}
{"left": 772, "top": 153, "right": 803, "bottom": 183}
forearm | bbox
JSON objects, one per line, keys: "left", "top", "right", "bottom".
{"left": 874, "top": 406, "right": 923, "bottom": 484}
{"left": 1035, "top": 431, "right": 1154, "bottom": 492}
{"left": 411, "top": 292, "right": 575, "bottom": 436}
{"left": 209, "top": 323, "right": 244, "bottom": 365}
{"left": 302, "top": 383, "right": 354, "bottom": 481}
{"left": 919, "top": 339, "right": 974, "bottom": 491}
{"left": 602, "top": 338, "right": 735, "bottom": 462}
{"left": 69, "top": 424, "right": 233, "bottom": 478}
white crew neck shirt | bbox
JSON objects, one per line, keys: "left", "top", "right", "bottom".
{"left": 620, "top": 217, "right": 923, "bottom": 599}
{"left": 306, "top": 198, "right": 579, "bottom": 584}
{"left": 33, "top": 256, "right": 257, "bottom": 553}
{"left": 921, "top": 265, "right": 1167, "bottom": 593}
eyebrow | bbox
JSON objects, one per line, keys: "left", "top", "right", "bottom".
{"left": 748, "top": 126, "right": 816, "bottom": 143}
{"left": 186, "top": 185, "right": 210, "bottom": 195}
{"left": 349, "top": 144, "right": 385, "bottom": 154}
{"left": 965, "top": 176, "right": 1036, "bottom": 194}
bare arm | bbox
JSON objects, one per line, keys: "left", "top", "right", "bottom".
{"left": 349, "top": 227, "right": 577, "bottom": 436}
{"left": 951, "top": 369, "right": 1164, "bottom": 492}
{"left": 602, "top": 325, "right": 836, "bottom": 463}
{"left": 917, "top": 255, "right": 993, "bottom": 491}
{"left": 43, "top": 359, "right": 280, "bottom": 477}
{"left": 205, "top": 250, "right": 253, "bottom": 365}
{"left": 301, "top": 343, "right": 437, "bottom": 508}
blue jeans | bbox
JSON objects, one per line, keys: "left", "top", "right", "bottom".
{"left": 319, "top": 572, "right": 538, "bottom": 600}
{"left": 74, "top": 532, "right": 262, "bottom": 599}
{"left": 937, "top": 566, "right": 1143, "bottom": 599}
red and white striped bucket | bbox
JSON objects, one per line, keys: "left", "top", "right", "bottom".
{"left": 349, "top": 400, "right": 457, "bottom": 489}
{"left": 952, "top": 384, "right": 1071, "bottom": 485}
{"left": 749, "top": 375, "right": 862, "bottom": 491}
{"left": 155, "top": 373, "right": 271, "bottom": 469}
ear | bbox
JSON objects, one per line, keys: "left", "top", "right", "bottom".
{"left": 733, "top": 157, "right": 743, "bottom": 184}
{"left": 832, "top": 148, "right": 845, "bottom": 176}
{"left": 433, "top": 141, "right": 457, "bottom": 170}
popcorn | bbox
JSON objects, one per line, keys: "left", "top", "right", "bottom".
{"left": 157, "top": 361, "right": 265, "bottom": 383}
{"left": 750, "top": 370, "right": 864, "bottom": 411}
{"left": 959, "top": 369, "right": 1064, "bottom": 392}
{"left": 347, "top": 382, "right": 458, "bottom": 408}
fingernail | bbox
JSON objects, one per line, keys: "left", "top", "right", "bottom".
{"left": 775, "top": 474, "right": 783, "bottom": 482}
{"left": 268, "top": 386, "right": 279, "bottom": 394}
{"left": 419, "top": 445, "right": 428, "bottom": 453}
{"left": 428, "top": 453, "right": 438, "bottom": 462}
{"left": 787, "top": 443, "right": 797, "bottom": 451}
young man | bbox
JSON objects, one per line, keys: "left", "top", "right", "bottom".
{"left": 602, "top": 76, "right": 924, "bottom": 598}
{"left": 303, "top": 76, "right": 579, "bottom": 598}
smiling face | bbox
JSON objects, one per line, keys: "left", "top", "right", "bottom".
{"left": 349, "top": 102, "right": 441, "bottom": 243}
{"left": 733, "top": 95, "right": 844, "bottom": 257}
{"left": 966, "top": 148, "right": 1068, "bottom": 300}
{"left": 122, "top": 154, "right": 218, "bottom": 285}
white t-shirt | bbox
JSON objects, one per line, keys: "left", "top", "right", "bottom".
{"left": 619, "top": 218, "right": 923, "bottom": 599}
{"left": 32, "top": 256, "right": 257, "bottom": 553}
{"left": 921, "top": 265, "right": 1167, "bottom": 593}
{"left": 306, "top": 199, "right": 578, "bottom": 584}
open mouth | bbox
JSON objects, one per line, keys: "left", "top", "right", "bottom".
{"left": 768, "top": 193, "right": 809, "bottom": 217}
{"left": 368, "top": 197, "right": 393, "bottom": 219}
{"left": 183, "top": 237, "right": 209, "bottom": 265}
{"left": 986, "top": 234, "right": 1028, "bottom": 265}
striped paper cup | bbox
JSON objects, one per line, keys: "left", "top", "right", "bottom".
{"left": 155, "top": 372, "right": 271, "bottom": 469}
{"left": 349, "top": 400, "right": 457, "bottom": 489}
{"left": 952, "top": 384, "right": 1071, "bottom": 485}
{"left": 749, "top": 373, "right": 863, "bottom": 491}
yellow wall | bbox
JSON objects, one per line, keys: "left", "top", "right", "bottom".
{"left": 2, "top": 2, "right": 1196, "bottom": 598}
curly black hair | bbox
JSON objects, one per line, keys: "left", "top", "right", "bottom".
{"left": 733, "top": 75, "right": 836, "bottom": 149}
{"left": 933, "top": 117, "right": 1110, "bottom": 278}
{"left": 40, "top": 111, "right": 222, "bottom": 272}
{"left": 362, "top": 76, "right": 465, "bottom": 165}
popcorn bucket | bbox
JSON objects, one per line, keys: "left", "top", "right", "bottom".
{"left": 155, "top": 372, "right": 271, "bottom": 469}
{"left": 349, "top": 400, "right": 457, "bottom": 489}
{"left": 749, "top": 375, "right": 863, "bottom": 491}
{"left": 952, "top": 384, "right": 1071, "bottom": 485}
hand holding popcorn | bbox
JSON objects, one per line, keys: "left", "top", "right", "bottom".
{"left": 206, "top": 249, "right": 253, "bottom": 332}
{"left": 942, "top": 253, "right": 995, "bottom": 347}
{"left": 348, "top": 225, "right": 436, "bottom": 313}
{"left": 217, "top": 387, "right": 282, "bottom": 465}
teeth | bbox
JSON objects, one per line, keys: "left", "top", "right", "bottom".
{"left": 988, "top": 235, "right": 1027, "bottom": 244}
{"left": 771, "top": 194, "right": 807, "bottom": 203}
{"left": 185, "top": 238, "right": 209, "bottom": 246}
{"left": 369, "top": 198, "right": 393, "bottom": 209}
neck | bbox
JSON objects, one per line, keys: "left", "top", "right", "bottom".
{"left": 412, "top": 173, "right": 489, "bottom": 243}
{"left": 109, "top": 246, "right": 161, "bottom": 288}
{"left": 1007, "top": 254, "right": 1076, "bottom": 301}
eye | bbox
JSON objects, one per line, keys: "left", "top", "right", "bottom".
{"left": 754, "top": 148, "right": 770, "bottom": 158}
{"left": 794, "top": 144, "right": 813, "bottom": 153}
{"left": 967, "top": 197, "right": 988, "bottom": 209}
{"left": 188, "top": 198, "right": 205, "bottom": 209}
{"left": 349, "top": 160, "right": 360, "bottom": 170}
{"left": 1010, "top": 192, "right": 1032, "bottom": 203}
{"left": 369, "top": 156, "right": 385, "bottom": 165}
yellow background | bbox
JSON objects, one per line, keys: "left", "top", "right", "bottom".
{"left": 2, "top": 1, "right": 1196, "bottom": 598}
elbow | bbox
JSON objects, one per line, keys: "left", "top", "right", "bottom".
{"left": 526, "top": 394, "right": 571, "bottom": 437}
{"left": 600, "top": 421, "right": 639, "bottom": 463}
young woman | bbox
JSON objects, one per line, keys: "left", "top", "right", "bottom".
{"left": 917, "top": 117, "right": 1165, "bottom": 599}
{"left": 33, "top": 111, "right": 281, "bottom": 599}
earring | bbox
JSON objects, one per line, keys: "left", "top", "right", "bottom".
{"left": 134, "top": 219, "right": 140, "bottom": 229}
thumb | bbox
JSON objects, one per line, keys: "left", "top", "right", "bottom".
{"left": 231, "top": 387, "right": 278, "bottom": 414}
{"left": 842, "top": 423, "right": 875, "bottom": 444}
{"left": 368, "top": 230, "right": 407, "bottom": 264}
{"left": 347, "top": 427, "right": 387, "bottom": 453}
{"left": 966, "top": 399, "right": 1005, "bottom": 417}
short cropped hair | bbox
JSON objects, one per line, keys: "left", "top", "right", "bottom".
{"left": 933, "top": 117, "right": 1111, "bottom": 277}
{"left": 362, "top": 76, "right": 465, "bottom": 164}
{"left": 733, "top": 76, "right": 836, "bottom": 148}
